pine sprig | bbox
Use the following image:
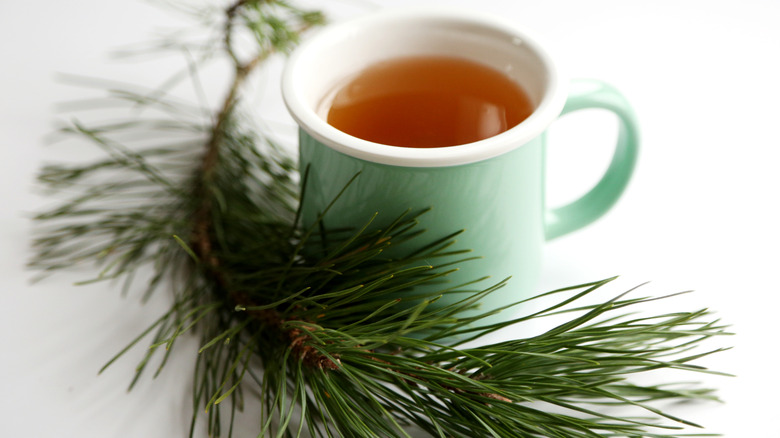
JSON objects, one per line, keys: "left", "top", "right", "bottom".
{"left": 30, "top": 1, "right": 730, "bottom": 437}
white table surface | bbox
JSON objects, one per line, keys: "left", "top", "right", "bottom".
{"left": 2, "top": 1, "right": 779, "bottom": 437}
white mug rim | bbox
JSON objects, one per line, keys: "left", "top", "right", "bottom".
{"left": 281, "top": 7, "right": 568, "bottom": 168}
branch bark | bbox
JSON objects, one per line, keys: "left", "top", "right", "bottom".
{"left": 190, "top": 0, "right": 338, "bottom": 371}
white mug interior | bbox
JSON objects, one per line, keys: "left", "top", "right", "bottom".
{"left": 282, "top": 7, "right": 567, "bottom": 167}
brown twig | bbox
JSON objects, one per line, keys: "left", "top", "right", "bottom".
{"left": 190, "top": 0, "right": 340, "bottom": 370}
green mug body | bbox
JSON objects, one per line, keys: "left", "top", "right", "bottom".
{"left": 283, "top": 8, "right": 639, "bottom": 318}
{"left": 299, "top": 132, "right": 546, "bottom": 314}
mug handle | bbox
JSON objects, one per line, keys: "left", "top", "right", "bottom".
{"left": 545, "top": 79, "right": 640, "bottom": 240}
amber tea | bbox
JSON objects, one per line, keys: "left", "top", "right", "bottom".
{"left": 326, "top": 56, "right": 534, "bottom": 148}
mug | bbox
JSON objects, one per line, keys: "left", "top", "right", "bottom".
{"left": 281, "top": 8, "right": 639, "bottom": 319}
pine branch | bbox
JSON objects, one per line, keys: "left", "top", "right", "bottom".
{"left": 30, "top": 2, "right": 731, "bottom": 437}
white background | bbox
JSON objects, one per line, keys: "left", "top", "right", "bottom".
{"left": 2, "top": 0, "right": 779, "bottom": 437}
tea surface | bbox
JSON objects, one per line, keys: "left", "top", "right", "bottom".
{"left": 326, "top": 56, "right": 534, "bottom": 148}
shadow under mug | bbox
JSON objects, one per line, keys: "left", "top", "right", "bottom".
{"left": 281, "top": 8, "right": 639, "bottom": 320}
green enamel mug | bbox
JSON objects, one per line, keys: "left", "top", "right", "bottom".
{"left": 281, "top": 8, "right": 639, "bottom": 318}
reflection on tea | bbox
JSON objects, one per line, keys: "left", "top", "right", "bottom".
{"left": 326, "top": 56, "right": 534, "bottom": 148}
